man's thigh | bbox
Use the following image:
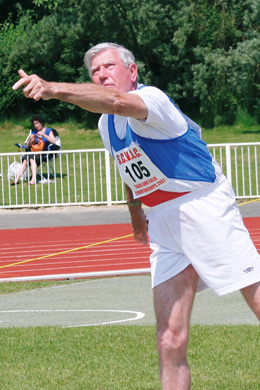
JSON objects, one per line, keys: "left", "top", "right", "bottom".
{"left": 153, "top": 264, "right": 199, "bottom": 331}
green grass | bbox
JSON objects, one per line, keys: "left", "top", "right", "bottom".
{"left": 0, "top": 324, "right": 259, "bottom": 389}
{"left": 189, "top": 325, "right": 260, "bottom": 389}
{"left": 202, "top": 109, "right": 260, "bottom": 144}
{"left": 0, "top": 279, "right": 82, "bottom": 295}
{"left": 0, "top": 119, "right": 104, "bottom": 154}
{"left": 202, "top": 124, "right": 260, "bottom": 144}
{"left": 0, "top": 115, "right": 259, "bottom": 154}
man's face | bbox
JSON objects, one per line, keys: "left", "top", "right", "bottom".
{"left": 91, "top": 49, "right": 137, "bottom": 92}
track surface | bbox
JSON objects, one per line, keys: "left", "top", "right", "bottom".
{"left": 0, "top": 224, "right": 151, "bottom": 281}
{"left": 0, "top": 204, "right": 259, "bottom": 327}
{"left": 0, "top": 217, "right": 259, "bottom": 282}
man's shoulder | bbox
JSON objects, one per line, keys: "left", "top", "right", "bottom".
{"left": 133, "top": 84, "right": 162, "bottom": 93}
{"left": 132, "top": 84, "right": 168, "bottom": 100}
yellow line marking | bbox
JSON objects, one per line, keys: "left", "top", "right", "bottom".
{"left": 0, "top": 233, "right": 134, "bottom": 271}
{"left": 238, "top": 198, "right": 260, "bottom": 206}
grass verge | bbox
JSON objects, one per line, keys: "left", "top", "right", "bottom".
{"left": 0, "top": 279, "right": 81, "bottom": 295}
{"left": 0, "top": 325, "right": 259, "bottom": 389}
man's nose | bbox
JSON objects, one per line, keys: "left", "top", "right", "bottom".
{"left": 99, "top": 66, "right": 107, "bottom": 79}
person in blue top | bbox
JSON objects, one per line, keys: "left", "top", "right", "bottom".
{"left": 12, "top": 43, "right": 260, "bottom": 390}
{"left": 11, "top": 115, "right": 57, "bottom": 185}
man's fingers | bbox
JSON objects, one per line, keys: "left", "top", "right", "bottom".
{"left": 134, "top": 232, "right": 148, "bottom": 245}
{"left": 12, "top": 69, "right": 30, "bottom": 91}
{"left": 12, "top": 69, "right": 46, "bottom": 101}
{"left": 18, "top": 69, "right": 28, "bottom": 78}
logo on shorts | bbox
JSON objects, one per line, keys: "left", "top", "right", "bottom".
{"left": 243, "top": 267, "right": 254, "bottom": 274}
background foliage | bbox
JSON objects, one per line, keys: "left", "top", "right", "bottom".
{"left": 0, "top": 0, "right": 259, "bottom": 127}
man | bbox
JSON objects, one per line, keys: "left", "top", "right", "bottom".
{"left": 12, "top": 42, "right": 260, "bottom": 390}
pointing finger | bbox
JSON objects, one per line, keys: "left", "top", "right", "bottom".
{"left": 18, "top": 69, "right": 28, "bottom": 78}
{"left": 12, "top": 69, "right": 30, "bottom": 91}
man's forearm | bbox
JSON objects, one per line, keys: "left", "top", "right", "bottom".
{"left": 125, "top": 184, "right": 142, "bottom": 207}
{"left": 50, "top": 82, "right": 118, "bottom": 114}
{"left": 44, "top": 82, "right": 147, "bottom": 118}
{"left": 12, "top": 70, "right": 148, "bottom": 119}
{"left": 125, "top": 184, "right": 148, "bottom": 245}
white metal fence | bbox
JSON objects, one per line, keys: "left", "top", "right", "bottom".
{"left": 209, "top": 142, "right": 260, "bottom": 199}
{"left": 0, "top": 142, "right": 260, "bottom": 209}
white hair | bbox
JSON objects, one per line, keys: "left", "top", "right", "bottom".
{"left": 84, "top": 42, "right": 136, "bottom": 77}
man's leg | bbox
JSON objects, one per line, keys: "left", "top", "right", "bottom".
{"left": 241, "top": 281, "right": 260, "bottom": 320}
{"left": 153, "top": 264, "right": 199, "bottom": 390}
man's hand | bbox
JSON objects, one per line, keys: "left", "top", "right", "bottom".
{"left": 12, "top": 69, "right": 52, "bottom": 101}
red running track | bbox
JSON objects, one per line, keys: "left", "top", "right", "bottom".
{"left": 0, "top": 224, "right": 152, "bottom": 282}
{"left": 0, "top": 218, "right": 259, "bottom": 282}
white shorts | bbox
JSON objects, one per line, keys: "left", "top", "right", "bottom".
{"left": 148, "top": 176, "right": 260, "bottom": 295}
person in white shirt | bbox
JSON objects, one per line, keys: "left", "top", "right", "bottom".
{"left": 12, "top": 42, "right": 260, "bottom": 390}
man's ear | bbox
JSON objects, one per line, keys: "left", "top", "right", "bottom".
{"left": 129, "top": 63, "right": 138, "bottom": 83}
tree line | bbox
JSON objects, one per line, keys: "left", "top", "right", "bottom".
{"left": 0, "top": 0, "right": 259, "bottom": 128}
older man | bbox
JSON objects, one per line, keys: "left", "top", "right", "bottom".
{"left": 13, "top": 42, "right": 260, "bottom": 390}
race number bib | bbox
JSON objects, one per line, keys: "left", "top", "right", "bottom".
{"left": 113, "top": 143, "right": 169, "bottom": 198}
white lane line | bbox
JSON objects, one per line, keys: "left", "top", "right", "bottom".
{"left": 0, "top": 309, "right": 145, "bottom": 328}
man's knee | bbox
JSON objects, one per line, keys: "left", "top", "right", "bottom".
{"left": 156, "top": 326, "right": 189, "bottom": 357}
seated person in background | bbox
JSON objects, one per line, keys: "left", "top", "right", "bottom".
{"left": 11, "top": 115, "right": 57, "bottom": 185}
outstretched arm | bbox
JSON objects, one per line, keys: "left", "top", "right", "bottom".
{"left": 125, "top": 184, "right": 148, "bottom": 245}
{"left": 12, "top": 70, "right": 147, "bottom": 119}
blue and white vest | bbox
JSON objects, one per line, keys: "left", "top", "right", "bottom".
{"left": 108, "top": 88, "right": 218, "bottom": 199}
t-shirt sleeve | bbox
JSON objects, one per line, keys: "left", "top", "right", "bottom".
{"left": 129, "top": 86, "right": 188, "bottom": 139}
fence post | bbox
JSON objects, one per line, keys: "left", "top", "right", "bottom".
{"left": 225, "top": 144, "right": 232, "bottom": 185}
{"left": 105, "top": 150, "right": 112, "bottom": 206}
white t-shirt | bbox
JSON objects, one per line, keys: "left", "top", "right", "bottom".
{"left": 98, "top": 85, "right": 192, "bottom": 149}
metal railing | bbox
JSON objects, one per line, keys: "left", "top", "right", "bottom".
{"left": 0, "top": 142, "right": 260, "bottom": 209}
{"left": 209, "top": 142, "right": 260, "bottom": 199}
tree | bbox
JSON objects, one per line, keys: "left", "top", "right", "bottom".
{"left": 1, "top": 0, "right": 259, "bottom": 125}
